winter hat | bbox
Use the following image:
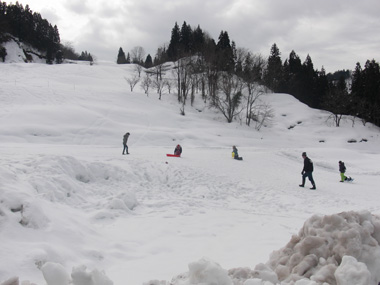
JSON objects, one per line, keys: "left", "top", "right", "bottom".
{"left": 302, "top": 152, "right": 307, "bottom": 156}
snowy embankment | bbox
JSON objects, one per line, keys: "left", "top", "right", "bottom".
{"left": 0, "top": 59, "right": 380, "bottom": 285}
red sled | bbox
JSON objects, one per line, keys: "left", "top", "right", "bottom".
{"left": 167, "top": 154, "right": 181, "bottom": 157}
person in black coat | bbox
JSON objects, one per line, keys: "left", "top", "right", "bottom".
{"left": 299, "top": 152, "right": 316, "bottom": 189}
{"left": 122, "top": 132, "right": 130, "bottom": 155}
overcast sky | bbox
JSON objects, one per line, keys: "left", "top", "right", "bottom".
{"left": 20, "top": 0, "right": 380, "bottom": 72}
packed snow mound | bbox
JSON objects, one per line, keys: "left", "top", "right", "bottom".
{"left": 41, "top": 262, "right": 113, "bottom": 285}
{"left": 268, "top": 211, "right": 380, "bottom": 284}
{"left": 0, "top": 155, "right": 138, "bottom": 229}
{"left": 145, "top": 211, "right": 380, "bottom": 285}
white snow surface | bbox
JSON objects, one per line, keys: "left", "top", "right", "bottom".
{"left": 1, "top": 57, "right": 380, "bottom": 285}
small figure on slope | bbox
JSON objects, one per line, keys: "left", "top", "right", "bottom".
{"left": 232, "top": 146, "right": 243, "bottom": 160}
{"left": 339, "top": 161, "right": 353, "bottom": 182}
{"left": 122, "top": 132, "right": 130, "bottom": 155}
{"left": 299, "top": 152, "right": 316, "bottom": 190}
{"left": 174, "top": 144, "right": 182, "bottom": 156}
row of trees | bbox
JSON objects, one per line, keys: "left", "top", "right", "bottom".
{"left": 347, "top": 60, "right": 380, "bottom": 126}
{"left": 0, "top": 1, "right": 60, "bottom": 63}
{"left": 117, "top": 46, "right": 152, "bottom": 67}
{"left": 123, "top": 22, "right": 271, "bottom": 128}
{"left": 263, "top": 43, "right": 380, "bottom": 127}
{"left": 123, "top": 21, "right": 379, "bottom": 128}
{"left": 0, "top": 2, "right": 95, "bottom": 63}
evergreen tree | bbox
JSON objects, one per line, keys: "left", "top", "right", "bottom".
{"left": 180, "top": 21, "right": 192, "bottom": 55}
{"left": 216, "top": 31, "right": 234, "bottom": 72}
{"left": 192, "top": 25, "right": 205, "bottom": 54}
{"left": 301, "top": 54, "right": 319, "bottom": 106}
{"left": 351, "top": 63, "right": 363, "bottom": 97}
{"left": 263, "top": 43, "right": 283, "bottom": 92}
{"left": 145, "top": 54, "right": 153, "bottom": 68}
{"left": 117, "top": 47, "right": 128, "bottom": 64}
{"left": 167, "top": 22, "right": 181, "bottom": 60}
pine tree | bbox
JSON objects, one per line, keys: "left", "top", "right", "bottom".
{"left": 180, "top": 21, "right": 192, "bottom": 55}
{"left": 167, "top": 22, "right": 181, "bottom": 60}
{"left": 263, "top": 43, "right": 283, "bottom": 92}
{"left": 145, "top": 54, "right": 153, "bottom": 68}
{"left": 192, "top": 25, "right": 205, "bottom": 54}
{"left": 117, "top": 47, "right": 127, "bottom": 64}
{"left": 216, "top": 31, "right": 234, "bottom": 72}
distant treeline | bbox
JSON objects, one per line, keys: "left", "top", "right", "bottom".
{"left": 118, "top": 21, "right": 379, "bottom": 127}
{"left": 1, "top": 5, "right": 378, "bottom": 127}
{"left": 0, "top": 1, "right": 93, "bottom": 63}
{"left": 0, "top": 1, "right": 60, "bottom": 63}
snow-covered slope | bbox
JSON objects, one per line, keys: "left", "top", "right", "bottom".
{"left": 0, "top": 61, "right": 380, "bottom": 285}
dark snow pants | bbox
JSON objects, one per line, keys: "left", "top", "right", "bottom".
{"left": 302, "top": 171, "right": 315, "bottom": 186}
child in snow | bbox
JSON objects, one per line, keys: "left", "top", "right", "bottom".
{"left": 339, "top": 161, "right": 352, "bottom": 182}
{"left": 232, "top": 146, "right": 243, "bottom": 160}
{"left": 174, "top": 144, "right": 182, "bottom": 156}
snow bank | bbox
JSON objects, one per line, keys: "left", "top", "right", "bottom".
{"left": 40, "top": 263, "right": 113, "bottom": 285}
{"left": 143, "top": 211, "right": 380, "bottom": 285}
{"left": 169, "top": 258, "right": 232, "bottom": 285}
{"left": 0, "top": 155, "right": 138, "bottom": 220}
{"left": 268, "top": 211, "right": 380, "bottom": 284}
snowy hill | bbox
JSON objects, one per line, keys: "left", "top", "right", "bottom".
{"left": 1, "top": 60, "right": 380, "bottom": 285}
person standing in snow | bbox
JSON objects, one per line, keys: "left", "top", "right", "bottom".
{"left": 339, "top": 161, "right": 352, "bottom": 182}
{"left": 299, "top": 152, "right": 316, "bottom": 189}
{"left": 232, "top": 146, "right": 243, "bottom": 160}
{"left": 122, "top": 132, "right": 130, "bottom": 155}
{"left": 174, "top": 144, "right": 182, "bottom": 156}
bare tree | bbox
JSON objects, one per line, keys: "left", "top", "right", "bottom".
{"left": 125, "top": 75, "right": 140, "bottom": 92}
{"left": 134, "top": 64, "right": 143, "bottom": 78}
{"left": 172, "top": 57, "right": 194, "bottom": 115}
{"left": 146, "top": 63, "right": 171, "bottom": 81}
{"left": 153, "top": 77, "right": 166, "bottom": 100}
{"left": 251, "top": 102, "right": 274, "bottom": 131}
{"left": 245, "top": 84, "right": 265, "bottom": 126}
{"left": 165, "top": 80, "right": 173, "bottom": 94}
{"left": 141, "top": 72, "right": 152, "bottom": 96}
{"left": 241, "top": 52, "right": 266, "bottom": 126}
{"left": 215, "top": 73, "right": 244, "bottom": 123}
{"left": 130, "top": 46, "right": 146, "bottom": 64}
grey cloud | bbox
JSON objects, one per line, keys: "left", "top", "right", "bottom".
{"left": 26, "top": 0, "right": 379, "bottom": 71}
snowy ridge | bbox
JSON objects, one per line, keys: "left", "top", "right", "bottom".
{"left": 0, "top": 60, "right": 380, "bottom": 285}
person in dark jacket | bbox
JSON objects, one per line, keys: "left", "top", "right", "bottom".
{"left": 174, "top": 144, "right": 182, "bottom": 156}
{"left": 339, "top": 161, "right": 352, "bottom": 182}
{"left": 122, "top": 132, "right": 130, "bottom": 155}
{"left": 299, "top": 152, "right": 316, "bottom": 189}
